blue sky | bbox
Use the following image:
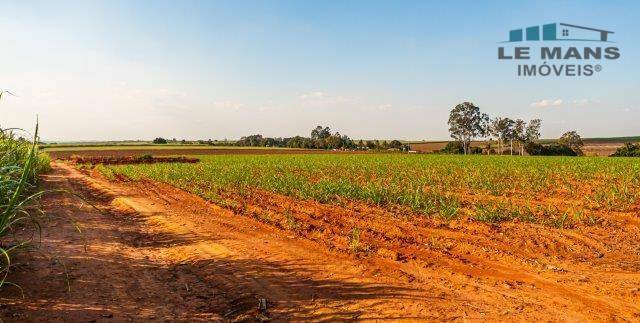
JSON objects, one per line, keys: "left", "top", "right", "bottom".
{"left": 0, "top": 0, "right": 638, "bottom": 141}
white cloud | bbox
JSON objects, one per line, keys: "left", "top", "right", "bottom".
{"left": 571, "top": 99, "right": 596, "bottom": 107}
{"left": 377, "top": 104, "right": 392, "bottom": 111}
{"left": 299, "top": 91, "right": 329, "bottom": 100}
{"left": 531, "top": 98, "right": 600, "bottom": 109}
{"left": 150, "top": 88, "right": 191, "bottom": 111}
{"left": 298, "top": 91, "right": 356, "bottom": 107}
{"left": 212, "top": 100, "right": 245, "bottom": 111}
{"left": 531, "top": 99, "right": 563, "bottom": 108}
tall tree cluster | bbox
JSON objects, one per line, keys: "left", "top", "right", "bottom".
{"left": 487, "top": 116, "right": 542, "bottom": 155}
{"left": 448, "top": 102, "right": 543, "bottom": 155}
{"left": 448, "top": 101, "right": 584, "bottom": 156}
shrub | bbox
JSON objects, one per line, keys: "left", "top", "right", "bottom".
{"left": 153, "top": 137, "right": 168, "bottom": 144}
{"left": 137, "top": 154, "right": 153, "bottom": 161}
{"left": 469, "top": 146, "right": 483, "bottom": 154}
{"left": 524, "top": 142, "right": 544, "bottom": 156}
{"left": 525, "top": 142, "right": 577, "bottom": 156}
{"left": 439, "top": 142, "right": 464, "bottom": 154}
{"left": 439, "top": 142, "right": 482, "bottom": 154}
{"left": 610, "top": 142, "right": 640, "bottom": 157}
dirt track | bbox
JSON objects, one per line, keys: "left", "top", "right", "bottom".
{"left": 1, "top": 162, "right": 639, "bottom": 321}
{"left": 1, "top": 163, "right": 434, "bottom": 321}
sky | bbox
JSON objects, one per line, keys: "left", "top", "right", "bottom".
{"left": 0, "top": 0, "right": 638, "bottom": 141}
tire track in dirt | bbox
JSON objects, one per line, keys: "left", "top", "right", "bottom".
{"left": 2, "top": 163, "right": 451, "bottom": 321}
{"left": 134, "top": 178, "right": 640, "bottom": 320}
{"left": 1, "top": 166, "right": 226, "bottom": 321}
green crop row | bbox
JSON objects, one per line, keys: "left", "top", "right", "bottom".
{"left": 103, "top": 154, "right": 640, "bottom": 226}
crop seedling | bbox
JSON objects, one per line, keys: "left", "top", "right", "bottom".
{"left": 101, "top": 154, "right": 640, "bottom": 228}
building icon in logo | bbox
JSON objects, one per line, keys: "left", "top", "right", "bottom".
{"left": 508, "top": 23, "right": 614, "bottom": 42}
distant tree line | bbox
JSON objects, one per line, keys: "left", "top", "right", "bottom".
{"left": 152, "top": 137, "right": 227, "bottom": 145}
{"left": 151, "top": 126, "right": 410, "bottom": 151}
{"left": 236, "top": 126, "right": 410, "bottom": 151}
{"left": 447, "top": 102, "right": 584, "bottom": 156}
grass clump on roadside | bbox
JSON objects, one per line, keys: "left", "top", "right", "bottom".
{"left": 0, "top": 123, "right": 50, "bottom": 287}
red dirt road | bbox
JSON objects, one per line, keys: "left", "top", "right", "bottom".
{"left": 1, "top": 164, "right": 433, "bottom": 321}
{"left": 1, "top": 162, "right": 639, "bottom": 321}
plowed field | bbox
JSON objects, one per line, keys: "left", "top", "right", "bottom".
{"left": 3, "top": 154, "right": 639, "bottom": 320}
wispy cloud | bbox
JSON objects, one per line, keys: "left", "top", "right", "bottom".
{"left": 299, "top": 91, "right": 329, "bottom": 100}
{"left": 377, "top": 104, "right": 392, "bottom": 111}
{"left": 531, "top": 99, "right": 563, "bottom": 108}
{"left": 571, "top": 99, "right": 596, "bottom": 107}
{"left": 212, "top": 100, "right": 245, "bottom": 111}
{"left": 531, "top": 98, "right": 599, "bottom": 109}
{"left": 298, "top": 91, "right": 356, "bottom": 106}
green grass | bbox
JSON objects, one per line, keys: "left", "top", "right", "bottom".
{"left": 0, "top": 124, "right": 50, "bottom": 287}
{"left": 101, "top": 154, "right": 640, "bottom": 226}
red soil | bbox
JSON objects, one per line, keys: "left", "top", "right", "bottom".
{"left": 1, "top": 162, "right": 639, "bottom": 320}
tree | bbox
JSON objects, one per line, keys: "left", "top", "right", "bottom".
{"left": 495, "top": 118, "right": 516, "bottom": 155}
{"left": 502, "top": 119, "right": 518, "bottom": 155}
{"left": 447, "top": 102, "right": 489, "bottom": 155}
{"left": 558, "top": 131, "right": 584, "bottom": 156}
{"left": 340, "top": 135, "right": 354, "bottom": 149}
{"left": 525, "top": 119, "right": 542, "bottom": 142}
{"left": 326, "top": 134, "right": 343, "bottom": 149}
{"left": 488, "top": 118, "right": 502, "bottom": 154}
{"left": 490, "top": 118, "right": 542, "bottom": 156}
{"left": 153, "top": 137, "right": 168, "bottom": 144}
{"left": 520, "top": 118, "right": 542, "bottom": 156}
{"left": 311, "top": 126, "right": 331, "bottom": 140}
{"left": 388, "top": 140, "right": 403, "bottom": 149}
{"left": 365, "top": 140, "right": 375, "bottom": 149}
{"left": 513, "top": 119, "right": 526, "bottom": 156}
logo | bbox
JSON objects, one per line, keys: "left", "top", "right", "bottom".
{"left": 506, "top": 23, "right": 614, "bottom": 42}
{"left": 497, "top": 23, "right": 620, "bottom": 77}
